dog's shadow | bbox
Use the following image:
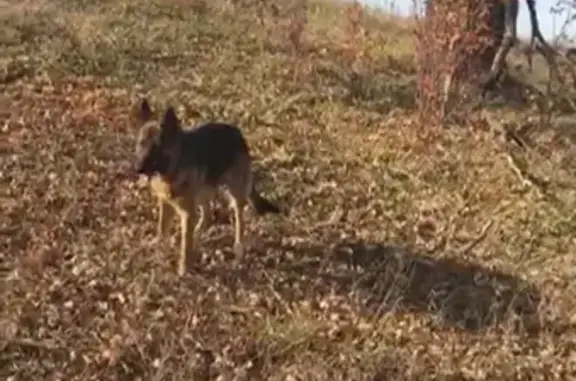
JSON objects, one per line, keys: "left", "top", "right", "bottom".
{"left": 197, "top": 238, "right": 542, "bottom": 333}
{"left": 327, "top": 241, "right": 541, "bottom": 331}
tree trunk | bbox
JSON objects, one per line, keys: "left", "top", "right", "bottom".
{"left": 424, "top": 0, "right": 506, "bottom": 77}
{"left": 480, "top": 1, "right": 506, "bottom": 73}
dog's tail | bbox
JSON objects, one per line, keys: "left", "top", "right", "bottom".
{"left": 249, "top": 184, "right": 281, "bottom": 215}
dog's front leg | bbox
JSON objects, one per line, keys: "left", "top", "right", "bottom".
{"left": 157, "top": 198, "right": 174, "bottom": 241}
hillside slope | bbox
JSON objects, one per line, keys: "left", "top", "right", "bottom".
{"left": 1, "top": 0, "right": 575, "bottom": 379}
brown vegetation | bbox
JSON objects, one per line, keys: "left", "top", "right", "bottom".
{"left": 1, "top": 0, "right": 576, "bottom": 379}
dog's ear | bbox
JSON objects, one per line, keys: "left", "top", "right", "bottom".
{"left": 159, "top": 106, "right": 182, "bottom": 142}
{"left": 136, "top": 123, "right": 159, "bottom": 148}
{"left": 131, "top": 98, "right": 155, "bottom": 126}
{"left": 140, "top": 99, "right": 153, "bottom": 119}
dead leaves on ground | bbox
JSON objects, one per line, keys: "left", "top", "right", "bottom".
{"left": 1, "top": 74, "right": 576, "bottom": 380}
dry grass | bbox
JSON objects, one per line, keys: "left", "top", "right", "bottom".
{"left": 1, "top": 0, "right": 576, "bottom": 379}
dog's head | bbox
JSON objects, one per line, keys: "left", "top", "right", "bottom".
{"left": 130, "top": 99, "right": 183, "bottom": 177}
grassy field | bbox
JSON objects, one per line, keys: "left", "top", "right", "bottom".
{"left": 1, "top": 0, "right": 576, "bottom": 379}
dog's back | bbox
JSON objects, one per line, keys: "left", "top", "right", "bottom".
{"left": 161, "top": 121, "right": 279, "bottom": 216}
{"left": 174, "top": 122, "right": 251, "bottom": 189}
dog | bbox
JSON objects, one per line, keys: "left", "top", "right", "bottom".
{"left": 130, "top": 98, "right": 280, "bottom": 275}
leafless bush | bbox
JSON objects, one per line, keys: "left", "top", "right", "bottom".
{"left": 286, "top": 0, "right": 309, "bottom": 55}
{"left": 551, "top": 1, "right": 576, "bottom": 45}
{"left": 342, "top": 1, "right": 374, "bottom": 98}
{"left": 250, "top": 0, "right": 309, "bottom": 55}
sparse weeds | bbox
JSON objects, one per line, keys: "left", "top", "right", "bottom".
{"left": 1, "top": 0, "right": 576, "bottom": 380}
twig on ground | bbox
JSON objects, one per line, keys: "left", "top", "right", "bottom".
{"left": 1, "top": 337, "right": 61, "bottom": 351}
{"left": 263, "top": 271, "right": 294, "bottom": 316}
{"left": 457, "top": 220, "right": 493, "bottom": 256}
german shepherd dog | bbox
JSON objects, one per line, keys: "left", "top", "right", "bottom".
{"left": 130, "top": 99, "right": 280, "bottom": 275}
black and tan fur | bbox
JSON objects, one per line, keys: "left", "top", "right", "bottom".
{"left": 130, "top": 99, "right": 280, "bottom": 276}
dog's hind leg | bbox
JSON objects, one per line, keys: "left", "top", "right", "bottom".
{"left": 177, "top": 207, "right": 197, "bottom": 276}
{"left": 193, "top": 193, "right": 213, "bottom": 238}
{"left": 224, "top": 156, "right": 253, "bottom": 261}
{"left": 224, "top": 189, "right": 246, "bottom": 260}
{"left": 232, "top": 198, "right": 246, "bottom": 259}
